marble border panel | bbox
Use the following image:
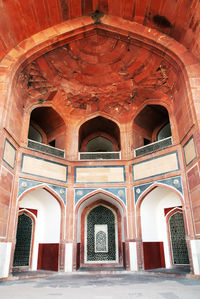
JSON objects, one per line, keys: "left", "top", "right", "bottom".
{"left": 21, "top": 154, "right": 68, "bottom": 182}
{"left": 2, "top": 138, "right": 16, "bottom": 169}
{"left": 74, "top": 165, "right": 126, "bottom": 184}
{"left": 183, "top": 136, "right": 197, "bottom": 166}
{"left": 132, "top": 151, "right": 180, "bottom": 181}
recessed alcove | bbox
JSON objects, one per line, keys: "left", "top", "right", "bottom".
{"left": 28, "top": 107, "right": 66, "bottom": 158}
{"left": 79, "top": 116, "right": 121, "bottom": 160}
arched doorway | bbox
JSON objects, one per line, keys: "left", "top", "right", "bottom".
{"left": 13, "top": 212, "right": 34, "bottom": 268}
{"left": 139, "top": 186, "right": 189, "bottom": 270}
{"left": 169, "top": 210, "right": 190, "bottom": 265}
{"left": 13, "top": 188, "right": 63, "bottom": 272}
{"left": 85, "top": 205, "right": 118, "bottom": 264}
{"left": 76, "top": 193, "right": 126, "bottom": 269}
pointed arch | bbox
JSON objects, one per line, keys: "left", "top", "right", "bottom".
{"left": 13, "top": 210, "right": 35, "bottom": 269}
{"left": 135, "top": 182, "right": 186, "bottom": 241}
{"left": 18, "top": 208, "right": 37, "bottom": 223}
{"left": 136, "top": 183, "right": 190, "bottom": 270}
{"left": 74, "top": 190, "right": 127, "bottom": 269}
{"left": 136, "top": 182, "right": 184, "bottom": 210}
{"left": 78, "top": 115, "right": 121, "bottom": 152}
{"left": 167, "top": 210, "right": 190, "bottom": 265}
{"left": 17, "top": 183, "right": 65, "bottom": 244}
{"left": 75, "top": 189, "right": 126, "bottom": 214}
{"left": 75, "top": 190, "right": 127, "bottom": 243}
{"left": 18, "top": 184, "right": 65, "bottom": 210}
{"left": 0, "top": 15, "right": 198, "bottom": 135}
{"left": 77, "top": 111, "right": 121, "bottom": 129}
{"left": 82, "top": 201, "right": 119, "bottom": 264}
{"left": 13, "top": 184, "right": 65, "bottom": 267}
{"left": 133, "top": 102, "right": 174, "bottom": 147}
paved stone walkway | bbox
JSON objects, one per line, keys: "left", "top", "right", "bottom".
{"left": 0, "top": 273, "right": 200, "bottom": 299}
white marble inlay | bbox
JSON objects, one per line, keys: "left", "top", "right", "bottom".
{"left": 95, "top": 224, "right": 108, "bottom": 253}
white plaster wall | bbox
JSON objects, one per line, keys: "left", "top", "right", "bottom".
{"left": 129, "top": 242, "right": 138, "bottom": 271}
{"left": 190, "top": 239, "right": 200, "bottom": 275}
{"left": 65, "top": 243, "right": 73, "bottom": 272}
{"left": 20, "top": 188, "right": 61, "bottom": 270}
{"left": 0, "top": 242, "right": 12, "bottom": 278}
{"left": 140, "top": 186, "right": 181, "bottom": 268}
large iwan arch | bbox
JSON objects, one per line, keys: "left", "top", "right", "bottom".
{"left": 0, "top": 8, "right": 200, "bottom": 279}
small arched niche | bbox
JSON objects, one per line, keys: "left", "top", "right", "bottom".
{"left": 28, "top": 107, "right": 66, "bottom": 157}
{"left": 79, "top": 116, "right": 121, "bottom": 160}
{"left": 133, "top": 105, "right": 172, "bottom": 156}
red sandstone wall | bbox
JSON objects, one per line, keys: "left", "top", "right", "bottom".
{"left": 0, "top": 10, "right": 200, "bottom": 275}
{"left": 187, "top": 163, "right": 200, "bottom": 235}
{"left": 173, "top": 77, "right": 194, "bottom": 142}
{"left": 0, "top": 166, "right": 13, "bottom": 238}
{"left": 0, "top": 1, "right": 200, "bottom": 61}
{"left": 4, "top": 79, "right": 25, "bottom": 143}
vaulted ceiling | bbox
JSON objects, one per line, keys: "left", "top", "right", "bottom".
{"left": 0, "top": 0, "right": 198, "bottom": 136}
{"left": 0, "top": 0, "right": 200, "bottom": 62}
{"left": 17, "top": 28, "right": 178, "bottom": 118}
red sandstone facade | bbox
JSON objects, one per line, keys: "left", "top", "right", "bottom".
{"left": 0, "top": 1, "right": 200, "bottom": 278}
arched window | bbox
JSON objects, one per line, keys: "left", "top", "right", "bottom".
{"left": 27, "top": 107, "right": 66, "bottom": 157}
{"left": 79, "top": 116, "right": 121, "bottom": 160}
{"left": 28, "top": 107, "right": 65, "bottom": 148}
{"left": 133, "top": 105, "right": 172, "bottom": 156}
{"left": 79, "top": 116, "right": 120, "bottom": 151}
{"left": 28, "top": 125, "right": 43, "bottom": 143}
{"left": 86, "top": 136, "right": 114, "bottom": 152}
{"left": 157, "top": 123, "right": 172, "bottom": 141}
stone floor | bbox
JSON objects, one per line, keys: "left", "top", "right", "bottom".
{"left": 1, "top": 271, "right": 200, "bottom": 299}
{"left": 11, "top": 266, "right": 191, "bottom": 280}
{"left": 145, "top": 266, "right": 191, "bottom": 276}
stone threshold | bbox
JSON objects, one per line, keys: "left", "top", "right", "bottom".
{"left": 1, "top": 266, "right": 197, "bottom": 281}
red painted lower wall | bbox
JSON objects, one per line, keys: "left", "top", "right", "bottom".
{"left": 37, "top": 243, "right": 59, "bottom": 271}
{"left": 143, "top": 242, "right": 165, "bottom": 270}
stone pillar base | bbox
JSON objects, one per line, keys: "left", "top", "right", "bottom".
{"left": 64, "top": 243, "right": 73, "bottom": 272}
{"left": 190, "top": 239, "right": 200, "bottom": 275}
{"left": 129, "top": 242, "right": 138, "bottom": 271}
{"left": 0, "top": 242, "right": 12, "bottom": 279}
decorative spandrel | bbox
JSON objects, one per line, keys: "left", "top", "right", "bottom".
{"left": 86, "top": 205, "right": 116, "bottom": 262}
{"left": 13, "top": 213, "right": 33, "bottom": 267}
{"left": 169, "top": 212, "right": 189, "bottom": 265}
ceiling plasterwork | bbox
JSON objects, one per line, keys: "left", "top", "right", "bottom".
{"left": 17, "top": 31, "right": 178, "bottom": 117}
